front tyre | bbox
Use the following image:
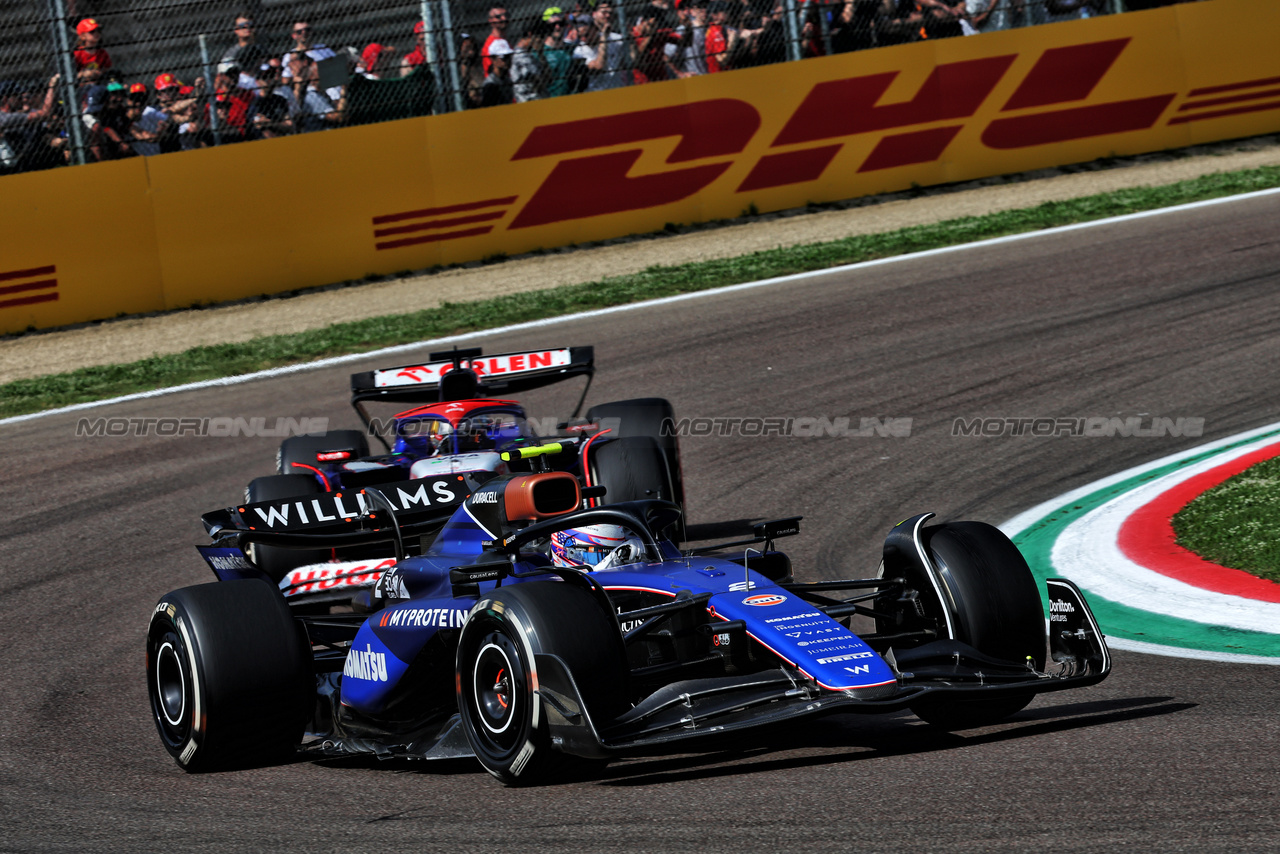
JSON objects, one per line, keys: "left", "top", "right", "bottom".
{"left": 462, "top": 619, "right": 537, "bottom": 776}
{"left": 909, "top": 521, "right": 1047, "bottom": 730}
{"left": 456, "top": 581, "right": 628, "bottom": 785}
{"left": 146, "top": 580, "right": 312, "bottom": 771}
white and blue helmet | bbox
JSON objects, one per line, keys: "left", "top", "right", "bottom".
{"left": 550, "top": 524, "right": 644, "bottom": 570}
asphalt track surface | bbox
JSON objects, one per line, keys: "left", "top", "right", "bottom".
{"left": 3, "top": 192, "right": 1280, "bottom": 852}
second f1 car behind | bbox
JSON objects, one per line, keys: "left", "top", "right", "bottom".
{"left": 147, "top": 453, "right": 1110, "bottom": 785}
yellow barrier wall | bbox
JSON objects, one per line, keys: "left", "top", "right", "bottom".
{"left": 2, "top": 0, "right": 1276, "bottom": 334}
{"left": 1, "top": 157, "right": 166, "bottom": 330}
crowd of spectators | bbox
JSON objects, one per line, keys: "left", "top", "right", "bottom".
{"left": 423, "top": 0, "right": 1136, "bottom": 106}
{"left": 0, "top": 12, "right": 440, "bottom": 171}
{"left": 0, "top": 0, "right": 1195, "bottom": 173}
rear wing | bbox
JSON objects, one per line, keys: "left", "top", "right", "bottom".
{"left": 201, "top": 472, "right": 483, "bottom": 553}
{"left": 350, "top": 345, "right": 594, "bottom": 406}
{"left": 350, "top": 346, "right": 594, "bottom": 450}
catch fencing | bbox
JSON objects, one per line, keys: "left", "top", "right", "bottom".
{"left": 0, "top": 0, "right": 1186, "bottom": 170}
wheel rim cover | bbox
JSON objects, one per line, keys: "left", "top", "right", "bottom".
{"left": 473, "top": 636, "right": 521, "bottom": 740}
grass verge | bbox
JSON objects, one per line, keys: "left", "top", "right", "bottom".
{"left": 4, "top": 164, "right": 1280, "bottom": 420}
{"left": 1173, "top": 456, "right": 1280, "bottom": 583}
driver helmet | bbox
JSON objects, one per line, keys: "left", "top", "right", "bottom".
{"left": 397, "top": 417, "right": 454, "bottom": 457}
{"left": 425, "top": 418, "right": 454, "bottom": 454}
{"left": 550, "top": 524, "right": 644, "bottom": 570}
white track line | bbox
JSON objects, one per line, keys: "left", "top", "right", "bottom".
{"left": 6, "top": 185, "right": 1279, "bottom": 428}
{"left": 1102, "top": 638, "right": 1280, "bottom": 665}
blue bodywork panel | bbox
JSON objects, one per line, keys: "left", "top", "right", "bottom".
{"left": 338, "top": 495, "right": 896, "bottom": 715}
{"left": 196, "top": 546, "right": 269, "bottom": 583}
{"left": 596, "top": 561, "right": 896, "bottom": 694}
{"left": 340, "top": 594, "right": 479, "bottom": 712}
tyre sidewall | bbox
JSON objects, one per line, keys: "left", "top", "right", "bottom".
{"left": 146, "top": 580, "right": 311, "bottom": 771}
{"left": 585, "top": 398, "right": 684, "bottom": 508}
{"left": 456, "top": 600, "right": 544, "bottom": 783}
{"left": 925, "top": 521, "right": 1046, "bottom": 669}
{"left": 587, "top": 435, "right": 684, "bottom": 543}
{"left": 590, "top": 436, "right": 674, "bottom": 503}
{"left": 909, "top": 522, "right": 1046, "bottom": 729}
{"left": 456, "top": 582, "right": 627, "bottom": 784}
{"left": 147, "top": 598, "right": 208, "bottom": 768}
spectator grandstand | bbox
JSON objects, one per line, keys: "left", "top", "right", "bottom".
{"left": 0, "top": 0, "right": 1201, "bottom": 172}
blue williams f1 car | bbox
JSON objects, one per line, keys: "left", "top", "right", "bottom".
{"left": 147, "top": 446, "right": 1110, "bottom": 785}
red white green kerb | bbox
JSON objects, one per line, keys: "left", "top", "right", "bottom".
{"left": 1002, "top": 421, "right": 1280, "bottom": 664}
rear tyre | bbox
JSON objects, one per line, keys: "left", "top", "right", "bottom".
{"left": 588, "top": 436, "right": 683, "bottom": 542}
{"left": 585, "top": 398, "right": 685, "bottom": 512}
{"left": 146, "top": 579, "right": 312, "bottom": 771}
{"left": 244, "top": 474, "right": 327, "bottom": 583}
{"left": 456, "top": 581, "right": 628, "bottom": 785}
{"left": 277, "top": 429, "right": 370, "bottom": 474}
{"left": 907, "top": 522, "right": 1047, "bottom": 730}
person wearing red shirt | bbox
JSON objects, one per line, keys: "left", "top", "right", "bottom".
{"left": 73, "top": 19, "right": 113, "bottom": 83}
{"left": 224, "top": 84, "right": 253, "bottom": 132}
{"left": 404, "top": 20, "right": 428, "bottom": 68}
{"left": 704, "top": 2, "right": 733, "bottom": 73}
{"left": 205, "top": 92, "right": 250, "bottom": 143}
{"left": 632, "top": 8, "right": 681, "bottom": 84}
{"left": 482, "top": 6, "right": 510, "bottom": 75}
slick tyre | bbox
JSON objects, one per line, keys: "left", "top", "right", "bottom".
{"left": 588, "top": 436, "right": 683, "bottom": 542}
{"left": 244, "top": 474, "right": 326, "bottom": 583}
{"left": 146, "top": 579, "right": 312, "bottom": 772}
{"left": 909, "top": 521, "right": 1047, "bottom": 730}
{"left": 277, "top": 429, "right": 370, "bottom": 474}
{"left": 585, "top": 398, "right": 685, "bottom": 511}
{"left": 456, "top": 581, "right": 628, "bottom": 785}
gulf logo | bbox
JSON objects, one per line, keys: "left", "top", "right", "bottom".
{"left": 743, "top": 593, "right": 786, "bottom": 607}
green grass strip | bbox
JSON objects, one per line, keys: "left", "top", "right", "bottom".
{"left": 1174, "top": 455, "right": 1280, "bottom": 584}
{"left": 4, "top": 164, "right": 1280, "bottom": 419}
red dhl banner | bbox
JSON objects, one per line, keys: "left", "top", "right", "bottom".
{"left": 1, "top": 0, "right": 1277, "bottom": 334}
